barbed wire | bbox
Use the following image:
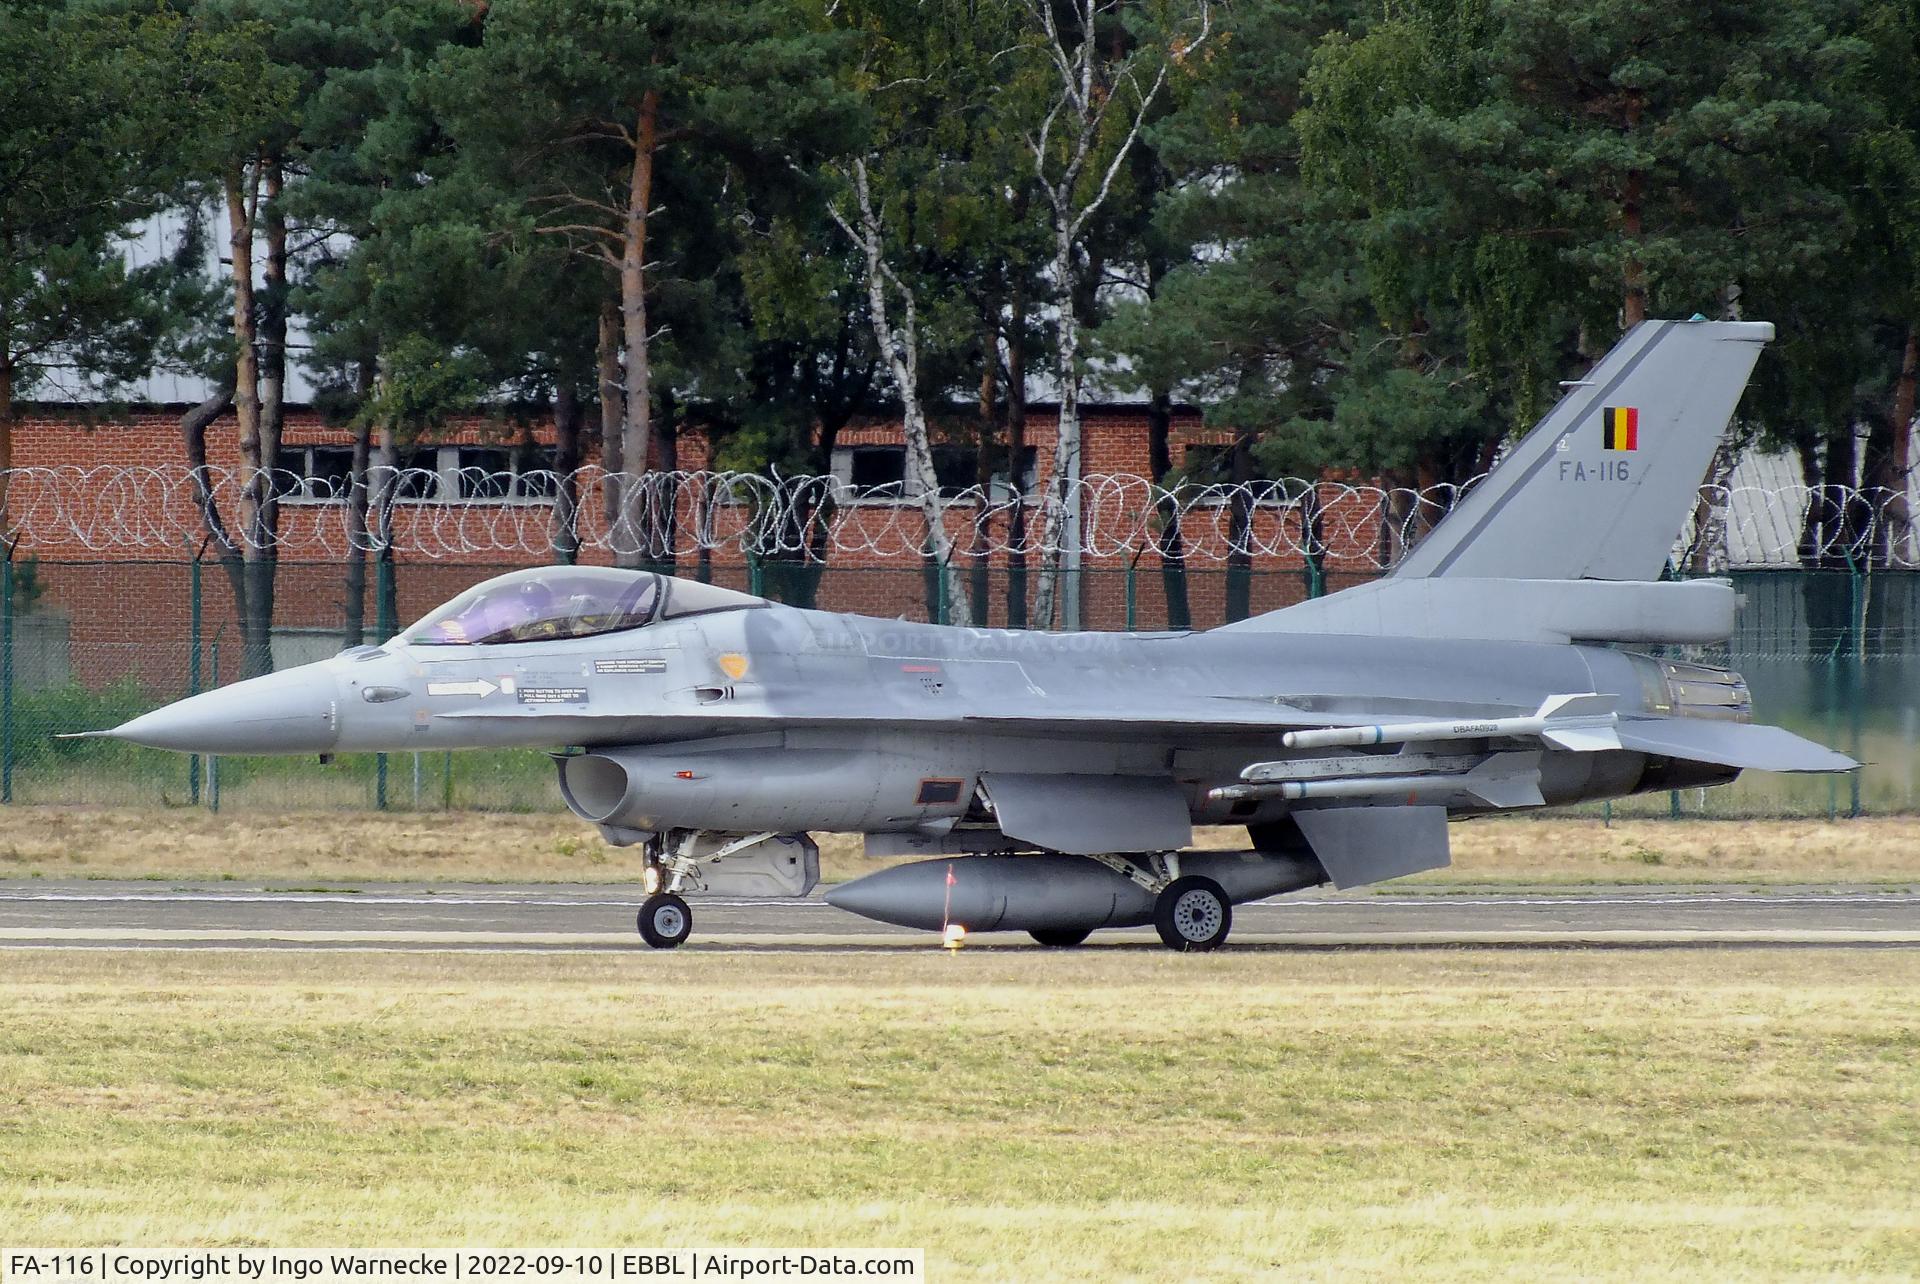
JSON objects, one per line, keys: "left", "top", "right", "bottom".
{"left": 0, "top": 465, "right": 1911, "bottom": 569}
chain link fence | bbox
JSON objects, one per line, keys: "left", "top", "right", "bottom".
{"left": 1, "top": 552, "right": 1914, "bottom": 819}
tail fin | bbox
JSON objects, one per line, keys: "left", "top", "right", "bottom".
{"left": 1392, "top": 319, "right": 1772, "bottom": 581}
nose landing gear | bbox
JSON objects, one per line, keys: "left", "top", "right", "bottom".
{"left": 632, "top": 829, "right": 811, "bottom": 948}
{"left": 637, "top": 892, "right": 693, "bottom": 949}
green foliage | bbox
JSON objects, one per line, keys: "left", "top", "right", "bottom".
{"left": 1, "top": 0, "right": 1915, "bottom": 520}
{"left": 13, "top": 678, "right": 155, "bottom": 770}
{"left": 361, "top": 334, "right": 489, "bottom": 437}
{"left": 0, "top": 2, "right": 260, "bottom": 408}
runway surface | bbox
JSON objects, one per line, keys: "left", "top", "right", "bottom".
{"left": 1, "top": 878, "right": 1917, "bottom": 951}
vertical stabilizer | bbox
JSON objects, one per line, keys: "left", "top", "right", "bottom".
{"left": 1392, "top": 320, "right": 1772, "bottom": 581}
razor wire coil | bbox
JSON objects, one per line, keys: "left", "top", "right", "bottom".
{"left": 0, "top": 465, "right": 1910, "bottom": 570}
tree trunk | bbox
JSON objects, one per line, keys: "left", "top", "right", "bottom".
{"left": 245, "top": 157, "right": 287, "bottom": 676}
{"left": 1826, "top": 426, "right": 1861, "bottom": 568}
{"left": 1886, "top": 324, "right": 1918, "bottom": 565}
{"left": 1033, "top": 220, "right": 1081, "bottom": 630}
{"left": 343, "top": 406, "right": 372, "bottom": 647}
{"left": 0, "top": 355, "right": 13, "bottom": 524}
{"left": 1005, "top": 282, "right": 1029, "bottom": 628}
{"left": 1225, "top": 434, "right": 1254, "bottom": 622}
{"left": 374, "top": 419, "right": 399, "bottom": 636}
{"left": 839, "top": 158, "right": 969, "bottom": 624}
{"left": 970, "top": 315, "right": 1000, "bottom": 626}
{"left": 180, "top": 381, "right": 250, "bottom": 665}
{"left": 1147, "top": 388, "right": 1190, "bottom": 630}
{"left": 1795, "top": 435, "right": 1825, "bottom": 566}
{"left": 551, "top": 385, "right": 583, "bottom": 564}
{"left": 597, "top": 297, "right": 623, "bottom": 544}
{"left": 224, "top": 160, "right": 275, "bottom": 676}
{"left": 1685, "top": 437, "right": 1736, "bottom": 574}
{"left": 616, "top": 91, "right": 658, "bottom": 570}
{"left": 1621, "top": 93, "right": 1648, "bottom": 329}
{"left": 1621, "top": 167, "right": 1647, "bottom": 329}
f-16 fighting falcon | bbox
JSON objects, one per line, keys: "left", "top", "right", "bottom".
{"left": 83, "top": 320, "right": 1856, "bottom": 950}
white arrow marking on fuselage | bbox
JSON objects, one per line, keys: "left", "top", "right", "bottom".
{"left": 426, "top": 679, "right": 498, "bottom": 699}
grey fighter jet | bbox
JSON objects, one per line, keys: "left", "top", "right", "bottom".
{"left": 86, "top": 320, "right": 1856, "bottom": 950}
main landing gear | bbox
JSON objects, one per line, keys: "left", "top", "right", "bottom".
{"left": 1084, "top": 852, "right": 1235, "bottom": 951}
{"left": 1153, "top": 876, "right": 1232, "bottom": 952}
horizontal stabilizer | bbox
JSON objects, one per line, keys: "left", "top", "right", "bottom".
{"left": 1613, "top": 718, "right": 1857, "bottom": 774}
{"left": 1292, "top": 806, "right": 1451, "bottom": 889}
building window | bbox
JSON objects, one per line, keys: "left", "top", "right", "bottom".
{"left": 451, "top": 444, "right": 561, "bottom": 501}
{"left": 277, "top": 443, "right": 559, "bottom": 505}
{"left": 833, "top": 444, "right": 1037, "bottom": 500}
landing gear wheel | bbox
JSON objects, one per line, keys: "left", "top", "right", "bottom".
{"left": 637, "top": 892, "right": 692, "bottom": 949}
{"left": 1154, "top": 876, "right": 1231, "bottom": 952}
{"left": 1029, "top": 928, "right": 1092, "bottom": 948}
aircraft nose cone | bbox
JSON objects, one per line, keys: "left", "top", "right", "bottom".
{"left": 106, "top": 665, "right": 341, "bottom": 754}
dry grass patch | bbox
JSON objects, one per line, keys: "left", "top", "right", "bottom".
{"left": 0, "top": 949, "right": 1915, "bottom": 1279}
{"left": 0, "top": 807, "right": 1916, "bottom": 886}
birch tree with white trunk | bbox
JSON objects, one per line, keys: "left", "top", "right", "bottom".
{"left": 825, "top": 158, "right": 972, "bottom": 625}
{"left": 1026, "top": 0, "right": 1209, "bottom": 629}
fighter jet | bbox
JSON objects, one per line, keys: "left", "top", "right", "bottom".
{"left": 86, "top": 319, "right": 1856, "bottom": 950}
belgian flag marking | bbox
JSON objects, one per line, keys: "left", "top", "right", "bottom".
{"left": 1602, "top": 405, "right": 1640, "bottom": 451}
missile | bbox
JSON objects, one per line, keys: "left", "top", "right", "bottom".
{"left": 1211, "top": 750, "right": 1547, "bottom": 809}
{"left": 1280, "top": 692, "right": 1618, "bottom": 752}
{"left": 825, "top": 850, "right": 1325, "bottom": 933}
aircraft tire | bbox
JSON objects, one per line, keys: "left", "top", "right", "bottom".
{"left": 1154, "top": 876, "right": 1231, "bottom": 952}
{"left": 637, "top": 892, "right": 692, "bottom": 949}
{"left": 1029, "top": 928, "right": 1092, "bottom": 948}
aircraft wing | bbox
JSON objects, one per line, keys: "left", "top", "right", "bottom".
{"left": 436, "top": 697, "right": 1858, "bottom": 772}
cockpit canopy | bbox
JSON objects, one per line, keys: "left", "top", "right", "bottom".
{"left": 405, "top": 567, "right": 764, "bottom": 647}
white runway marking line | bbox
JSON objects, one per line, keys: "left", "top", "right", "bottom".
{"left": 0, "top": 891, "right": 1914, "bottom": 908}
{"left": 0, "top": 892, "right": 820, "bottom": 908}
{"left": 3, "top": 928, "right": 1920, "bottom": 953}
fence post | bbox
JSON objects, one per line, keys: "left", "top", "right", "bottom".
{"left": 188, "top": 555, "right": 202, "bottom": 806}
{"left": 442, "top": 749, "right": 453, "bottom": 810}
{"left": 1124, "top": 556, "right": 1137, "bottom": 631}
{"left": 2, "top": 552, "right": 14, "bottom": 806}
{"left": 1825, "top": 635, "right": 1840, "bottom": 823}
{"left": 1850, "top": 563, "right": 1865, "bottom": 818}
{"left": 375, "top": 558, "right": 395, "bottom": 811}
{"left": 207, "top": 637, "right": 221, "bottom": 813}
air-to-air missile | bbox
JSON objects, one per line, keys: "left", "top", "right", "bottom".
{"left": 79, "top": 320, "right": 1857, "bottom": 951}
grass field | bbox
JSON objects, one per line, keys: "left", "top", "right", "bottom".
{"left": 0, "top": 806, "right": 1916, "bottom": 885}
{"left": 0, "top": 948, "right": 1915, "bottom": 1278}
